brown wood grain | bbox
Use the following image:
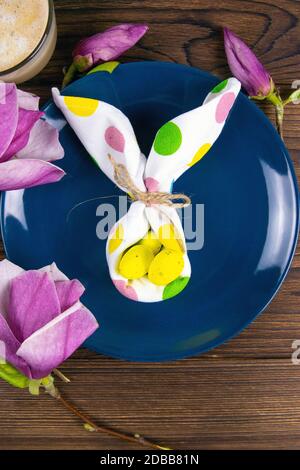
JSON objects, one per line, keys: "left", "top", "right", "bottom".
{"left": 1, "top": 0, "right": 300, "bottom": 450}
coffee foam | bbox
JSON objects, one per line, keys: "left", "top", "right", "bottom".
{"left": 0, "top": 0, "right": 49, "bottom": 72}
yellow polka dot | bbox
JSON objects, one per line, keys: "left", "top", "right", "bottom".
{"left": 187, "top": 143, "right": 212, "bottom": 167}
{"left": 108, "top": 224, "right": 124, "bottom": 254}
{"left": 64, "top": 96, "right": 99, "bottom": 117}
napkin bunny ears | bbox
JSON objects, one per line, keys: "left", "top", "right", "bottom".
{"left": 53, "top": 77, "right": 240, "bottom": 302}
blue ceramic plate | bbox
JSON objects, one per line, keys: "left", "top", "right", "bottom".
{"left": 1, "top": 62, "right": 299, "bottom": 361}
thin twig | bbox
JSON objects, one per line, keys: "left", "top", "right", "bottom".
{"left": 45, "top": 386, "right": 171, "bottom": 450}
{"left": 53, "top": 369, "right": 71, "bottom": 383}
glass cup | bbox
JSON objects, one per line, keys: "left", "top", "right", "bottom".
{"left": 0, "top": 0, "right": 57, "bottom": 84}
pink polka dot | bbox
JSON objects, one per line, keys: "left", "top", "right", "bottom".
{"left": 144, "top": 177, "right": 159, "bottom": 192}
{"left": 105, "top": 126, "right": 125, "bottom": 152}
{"left": 113, "top": 280, "right": 138, "bottom": 301}
{"left": 215, "top": 92, "right": 236, "bottom": 123}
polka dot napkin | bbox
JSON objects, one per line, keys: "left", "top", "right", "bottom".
{"left": 52, "top": 77, "right": 240, "bottom": 303}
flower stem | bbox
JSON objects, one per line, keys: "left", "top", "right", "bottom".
{"left": 266, "top": 91, "right": 284, "bottom": 139}
{"left": 62, "top": 63, "right": 77, "bottom": 89}
{"left": 45, "top": 385, "right": 171, "bottom": 450}
{"left": 275, "top": 104, "right": 284, "bottom": 140}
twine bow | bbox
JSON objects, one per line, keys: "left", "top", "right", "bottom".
{"left": 108, "top": 154, "right": 191, "bottom": 208}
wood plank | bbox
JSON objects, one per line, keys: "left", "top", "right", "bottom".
{"left": 1, "top": 0, "right": 300, "bottom": 450}
{"left": 0, "top": 358, "right": 300, "bottom": 449}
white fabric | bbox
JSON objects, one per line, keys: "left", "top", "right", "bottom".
{"left": 52, "top": 77, "right": 240, "bottom": 302}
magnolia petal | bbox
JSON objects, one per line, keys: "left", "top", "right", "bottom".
{"left": 0, "top": 314, "right": 32, "bottom": 378}
{"left": 55, "top": 279, "right": 85, "bottom": 312}
{"left": 73, "top": 23, "right": 148, "bottom": 65}
{"left": 17, "top": 89, "right": 40, "bottom": 111}
{"left": 17, "top": 119, "right": 64, "bottom": 161}
{"left": 8, "top": 271, "right": 61, "bottom": 342}
{"left": 0, "top": 260, "right": 24, "bottom": 319}
{"left": 224, "top": 28, "right": 271, "bottom": 97}
{"left": 40, "top": 264, "right": 85, "bottom": 310}
{"left": 1, "top": 109, "right": 43, "bottom": 161}
{"left": 40, "top": 262, "right": 69, "bottom": 282}
{"left": 0, "top": 83, "right": 18, "bottom": 161}
{"left": 0, "top": 159, "right": 65, "bottom": 191}
{"left": 17, "top": 302, "right": 99, "bottom": 379}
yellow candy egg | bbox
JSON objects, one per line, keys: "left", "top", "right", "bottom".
{"left": 148, "top": 249, "right": 184, "bottom": 286}
{"left": 139, "top": 231, "right": 162, "bottom": 255}
{"left": 119, "top": 245, "right": 154, "bottom": 280}
{"left": 158, "top": 224, "right": 183, "bottom": 253}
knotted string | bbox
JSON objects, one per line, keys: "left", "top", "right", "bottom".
{"left": 108, "top": 154, "right": 191, "bottom": 208}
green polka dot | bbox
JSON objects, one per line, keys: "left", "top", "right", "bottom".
{"left": 87, "top": 61, "right": 120, "bottom": 75}
{"left": 89, "top": 154, "right": 100, "bottom": 168}
{"left": 211, "top": 79, "right": 228, "bottom": 94}
{"left": 154, "top": 122, "right": 182, "bottom": 156}
{"left": 163, "top": 276, "right": 190, "bottom": 300}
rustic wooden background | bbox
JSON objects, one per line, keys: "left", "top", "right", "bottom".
{"left": 1, "top": 0, "right": 300, "bottom": 450}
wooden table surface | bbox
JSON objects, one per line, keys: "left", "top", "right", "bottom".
{"left": 1, "top": 0, "right": 300, "bottom": 450}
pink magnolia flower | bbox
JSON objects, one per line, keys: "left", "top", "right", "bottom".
{"left": 0, "top": 260, "right": 99, "bottom": 379}
{"left": 0, "top": 82, "right": 65, "bottom": 191}
{"left": 73, "top": 23, "right": 149, "bottom": 72}
{"left": 223, "top": 27, "right": 273, "bottom": 97}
